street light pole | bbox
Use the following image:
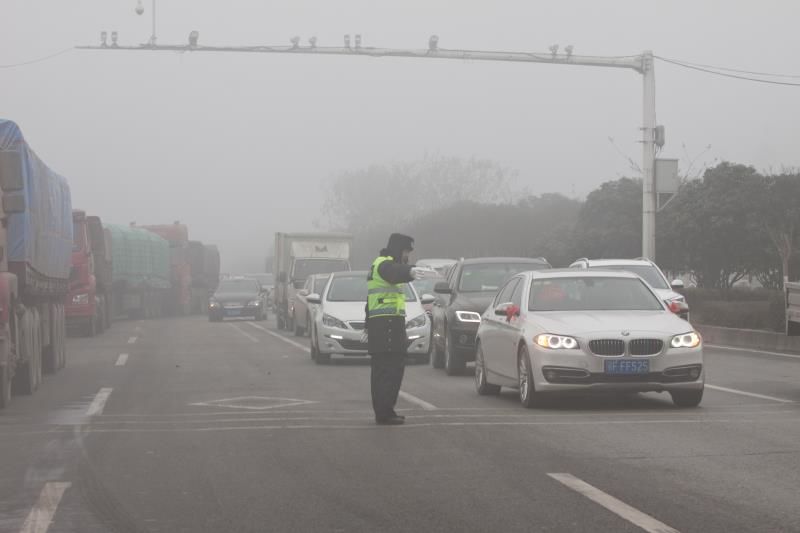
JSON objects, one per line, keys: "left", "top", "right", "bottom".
{"left": 76, "top": 38, "right": 659, "bottom": 258}
{"left": 641, "top": 51, "right": 657, "bottom": 260}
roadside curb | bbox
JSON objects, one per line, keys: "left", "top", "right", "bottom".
{"left": 696, "top": 324, "right": 800, "bottom": 355}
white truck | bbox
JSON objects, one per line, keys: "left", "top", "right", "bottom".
{"left": 273, "top": 232, "right": 353, "bottom": 332}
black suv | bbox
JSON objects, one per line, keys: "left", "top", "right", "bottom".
{"left": 431, "top": 257, "right": 551, "bottom": 375}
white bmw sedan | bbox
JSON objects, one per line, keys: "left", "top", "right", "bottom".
{"left": 307, "top": 271, "right": 435, "bottom": 364}
{"left": 475, "top": 269, "right": 704, "bottom": 408}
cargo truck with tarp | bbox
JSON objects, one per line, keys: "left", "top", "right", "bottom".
{"left": 107, "top": 224, "right": 170, "bottom": 319}
{"left": 141, "top": 223, "right": 192, "bottom": 315}
{"left": 67, "top": 210, "right": 113, "bottom": 336}
{"left": 187, "top": 241, "right": 220, "bottom": 314}
{"left": 0, "top": 119, "right": 72, "bottom": 408}
{"left": 273, "top": 232, "right": 353, "bottom": 333}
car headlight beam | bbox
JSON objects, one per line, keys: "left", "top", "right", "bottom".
{"left": 534, "top": 334, "right": 579, "bottom": 350}
{"left": 670, "top": 331, "right": 701, "bottom": 349}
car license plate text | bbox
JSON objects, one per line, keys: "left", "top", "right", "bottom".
{"left": 604, "top": 359, "right": 649, "bottom": 375}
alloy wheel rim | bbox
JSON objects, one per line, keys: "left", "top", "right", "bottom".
{"left": 519, "top": 356, "right": 529, "bottom": 401}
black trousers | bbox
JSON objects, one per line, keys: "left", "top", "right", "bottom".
{"left": 370, "top": 351, "right": 406, "bottom": 419}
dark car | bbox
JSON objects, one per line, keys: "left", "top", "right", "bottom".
{"left": 208, "top": 278, "right": 268, "bottom": 322}
{"left": 431, "top": 257, "right": 551, "bottom": 375}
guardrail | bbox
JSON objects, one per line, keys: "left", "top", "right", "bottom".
{"left": 786, "top": 282, "right": 800, "bottom": 335}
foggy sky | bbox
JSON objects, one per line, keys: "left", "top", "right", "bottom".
{"left": 2, "top": 1, "right": 799, "bottom": 272}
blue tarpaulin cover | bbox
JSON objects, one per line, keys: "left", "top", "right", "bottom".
{"left": 0, "top": 119, "right": 72, "bottom": 282}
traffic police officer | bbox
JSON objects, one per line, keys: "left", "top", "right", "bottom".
{"left": 366, "top": 233, "right": 434, "bottom": 425}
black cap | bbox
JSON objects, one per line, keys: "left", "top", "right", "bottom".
{"left": 386, "top": 233, "right": 414, "bottom": 259}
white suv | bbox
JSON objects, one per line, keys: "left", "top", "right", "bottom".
{"left": 569, "top": 258, "right": 688, "bottom": 319}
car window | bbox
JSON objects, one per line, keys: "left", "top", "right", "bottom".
{"left": 528, "top": 277, "right": 664, "bottom": 312}
{"left": 591, "top": 264, "right": 669, "bottom": 290}
{"left": 494, "top": 278, "right": 519, "bottom": 307}
{"left": 217, "top": 279, "right": 259, "bottom": 293}
{"left": 510, "top": 279, "right": 524, "bottom": 308}
{"left": 458, "top": 263, "right": 546, "bottom": 293}
{"left": 313, "top": 276, "right": 329, "bottom": 295}
{"left": 327, "top": 277, "right": 416, "bottom": 302}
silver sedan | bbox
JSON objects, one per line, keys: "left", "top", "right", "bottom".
{"left": 475, "top": 269, "right": 704, "bottom": 408}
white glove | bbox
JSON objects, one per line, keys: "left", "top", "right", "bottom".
{"left": 360, "top": 331, "right": 369, "bottom": 344}
{"left": 411, "top": 266, "right": 437, "bottom": 280}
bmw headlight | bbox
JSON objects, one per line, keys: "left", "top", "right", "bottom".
{"left": 72, "top": 293, "right": 89, "bottom": 305}
{"left": 455, "top": 310, "right": 482, "bottom": 323}
{"left": 322, "top": 313, "right": 347, "bottom": 329}
{"left": 406, "top": 314, "right": 427, "bottom": 330}
{"left": 534, "top": 334, "right": 579, "bottom": 350}
{"left": 670, "top": 331, "right": 701, "bottom": 349}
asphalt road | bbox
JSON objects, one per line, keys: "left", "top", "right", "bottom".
{"left": 1, "top": 315, "right": 799, "bottom": 533}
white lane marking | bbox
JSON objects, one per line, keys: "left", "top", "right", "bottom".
{"left": 18, "top": 481, "right": 72, "bottom": 533}
{"left": 115, "top": 353, "right": 129, "bottom": 367}
{"left": 706, "top": 343, "right": 800, "bottom": 360}
{"left": 398, "top": 390, "right": 437, "bottom": 411}
{"left": 706, "top": 384, "right": 794, "bottom": 404}
{"left": 228, "top": 323, "right": 259, "bottom": 343}
{"left": 127, "top": 336, "right": 137, "bottom": 344}
{"left": 86, "top": 388, "right": 113, "bottom": 416}
{"left": 246, "top": 322, "right": 310, "bottom": 352}
{"left": 548, "top": 473, "right": 679, "bottom": 533}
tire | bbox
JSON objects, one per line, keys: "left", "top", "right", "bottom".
{"left": 209, "top": 315, "right": 221, "bottom": 323}
{"left": 0, "top": 338, "right": 11, "bottom": 409}
{"left": 304, "top": 314, "right": 311, "bottom": 337}
{"left": 431, "top": 323, "right": 445, "bottom": 369}
{"left": 444, "top": 331, "right": 465, "bottom": 376}
{"left": 84, "top": 315, "right": 97, "bottom": 338}
{"left": 670, "top": 388, "right": 703, "bottom": 408}
{"left": 414, "top": 353, "right": 431, "bottom": 365}
{"left": 310, "top": 327, "right": 319, "bottom": 361}
{"left": 277, "top": 314, "right": 286, "bottom": 330}
{"left": 475, "top": 343, "right": 501, "bottom": 395}
{"left": 57, "top": 305, "right": 66, "bottom": 370}
{"left": 293, "top": 315, "right": 305, "bottom": 337}
{"left": 518, "top": 345, "right": 542, "bottom": 408}
{"left": 315, "top": 351, "right": 330, "bottom": 364}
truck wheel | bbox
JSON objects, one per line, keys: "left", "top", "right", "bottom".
{"left": 0, "top": 338, "right": 11, "bottom": 409}
{"left": 444, "top": 332, "right": 465, "bottom": 376}
{"left": 13, "top": 311, "right": 38, "bottom": 395}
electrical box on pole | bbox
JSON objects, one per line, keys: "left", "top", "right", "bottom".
{"left": 655, "top": 158, "right": 679, "bottom": 210}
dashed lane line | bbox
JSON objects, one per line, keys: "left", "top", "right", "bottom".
{"left": 18, "top": 481, "right": 72, "bottom": 533}
{"left": 548, "top": 473, "right": 679, "bottom": 533}
{"left": 228, "top": 322, "right": 260, "bottom": 343}
{"left": 246, "top": 322, "right": 439, "bottom": 411}
{"left": 706, "top": 343, "right": 800, "bottom": 360}
{"left": 706, "top": 384, "right": 794, "bottom": 404}
{"left": 398, "top": 390, "right": 438, "bottom": 411}
{"left": 127, "top": 336, "right": 137, "bottom": 344}
{"left": 115, "top": 353, "right": 129, "bottom": 366}
{"left": 86, "top": 388, "right": 113, "bottom": 417}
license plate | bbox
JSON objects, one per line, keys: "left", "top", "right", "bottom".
{"left": 225, "top": 309, "right": 242, "bottom": 317}
{"left": 604, "top": 359, "right": 649, "bottom": 375}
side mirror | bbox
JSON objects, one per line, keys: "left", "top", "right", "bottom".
{"left": 494, "top": 302, "right": 518, "bottom": 316}
{"left": 278, "top": 272, "right": 287, "bottom": 283}
{"left": 420, "top": 294, "right": 435, "bottom": 305}
{"left": 671, "top": 279, "right": 685, "bottom": 290}
{"left": 298, "top": 289, "right": 309, "bottom": 297}
{"left": 434, "top": 281, "right": 452, "bottom": 294}
{"left": 306, "top": 293, "right": 321, "bottom": 305}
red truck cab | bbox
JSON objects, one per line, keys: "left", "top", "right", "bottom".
{"left": 66, "top": 211, "right": 111, "bottom": 336}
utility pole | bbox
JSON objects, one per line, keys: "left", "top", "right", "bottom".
{"left": 77, "top": 35, "right": 660, "bottom": 258}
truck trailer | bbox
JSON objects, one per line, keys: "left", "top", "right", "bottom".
{"left": 141, "top": 223, "right": 192, "bottom": 315}
{"left": 272, "top": 232, "right": 353, "bottom": 332}
{"left": 67, "top": 210, "right": 113, "bottom": 336}
{"left": 0, "top": 120, "right": 72, "bottom": 408}
{"left": 107, "top": 224, "right": 170, "bottom": 319}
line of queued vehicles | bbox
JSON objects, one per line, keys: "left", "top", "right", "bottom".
{"left": 0, "top": 120, "right": 220, "bottom": 409}
{"left": 219, "top": 232, "right": 702, "bottom": 408}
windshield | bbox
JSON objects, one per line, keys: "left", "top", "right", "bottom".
{"left": 293, "top": 259, "right": 349, "bottom": 281}
{"left": 459, "top": 263, "right": 547, "bottom": 293}
{"left": 529, "top": 277, "right": 664, "bottom": 311}
{"left": 217, "top": 279, "right": 260, "bottom": 293}
{"left": 327, "top": 276, "right": 416, "bottom": 302}
{"left": 412, "top": 277, "right": 444, "bottom": 296}
{"left": 591, "top": 264, "right": 669, "bottom": 290}
{"left": 313, "top": 276, "right": 329, "bottom": 295}
{"left": 244, "top": 273, "right": 274, "bottom": 287}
